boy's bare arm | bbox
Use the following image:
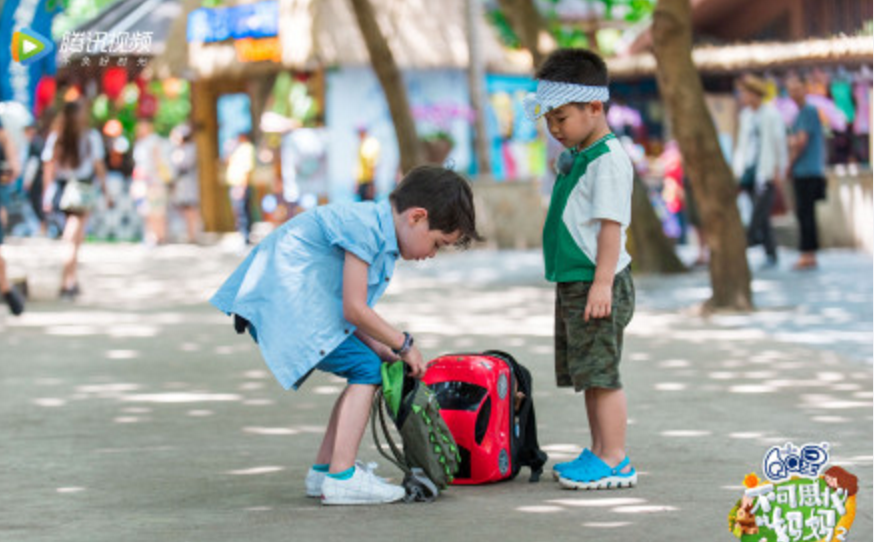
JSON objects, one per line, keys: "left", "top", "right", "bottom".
{"left": 585, "top": 220, "right": 621, "bottom": 322}
{"left": 342, "top": 252, "right": 427, "bottom": 377}
{"left": 354, "top": 329, "right": 395, "bottom": 362}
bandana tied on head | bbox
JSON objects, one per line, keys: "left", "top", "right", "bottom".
{"left": 523, "top": 80, "right": 610, "bottom": 121}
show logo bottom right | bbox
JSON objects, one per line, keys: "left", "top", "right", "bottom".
{"left": 728, "top": 442, "right": 859, "bottom": 542}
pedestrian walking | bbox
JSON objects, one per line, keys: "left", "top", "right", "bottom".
{"left": 225, "top": 132, "right": 255, "bottom": 245}
{"left": 732, "top": 74, "right": 788, "bottom": 268}
{"left": 355, "top": 127, "right": 379, "bottom": 201}
{"left": 170, "top": 124, "right": 200, "bottom": 244}
{"left": 132, "top": 119, "right": 171, "bottom": 246}
{"left": 41, "top": 100, "right": 111, "bottom": 300}
{"left": 22, "top": 113, "right": 51, "bottom": 236}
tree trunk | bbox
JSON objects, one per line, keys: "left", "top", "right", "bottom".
{"left": 496, "top": 0, "right": 551, "bottom": 68}
{"left": 651, "top": 0, "right": 752, "bottom": 311}
{"left": 628, "top": 174, "right": 687, "bottom": 274}
{"left": 466, "top": 0, "right": 492, "bottom": 176}
{"left": 349, "top": 0, "right": 423, "bottom": 174}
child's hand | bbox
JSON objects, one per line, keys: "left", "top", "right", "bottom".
{"left": 584, "top": 282, "right": 613, "bottom": 321}
{"left": 401, "top": 345, "right": 427, "bottom": 379}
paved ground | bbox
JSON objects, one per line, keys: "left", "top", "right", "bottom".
{"left": 1, "top": 239, "right": 871, "bottom": 542}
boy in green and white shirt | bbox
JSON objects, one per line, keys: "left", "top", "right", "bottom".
{"left": 525, "top": 48, "right": 636, "bottom": 490}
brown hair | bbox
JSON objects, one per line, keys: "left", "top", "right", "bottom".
{"left": 54, "top": 101, "right": 88, "bottom": 169}
{"left": 824, "top": 466, "right": 858, "bottom": 497}
{"left": 389, "top": 165, "right": 483, "bottom": 248}
{"left": 737, "top": 74, "right": 768, "bottom": 97}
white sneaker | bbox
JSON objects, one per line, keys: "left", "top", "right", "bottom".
{"left": 305, "top": 468, "right": 326, "bottom": 498}
{"left": 321, "top": 467, "right": 406, "bottom": 505}
{"left": 305, "top": 461, "right": 387, "bottom": 498}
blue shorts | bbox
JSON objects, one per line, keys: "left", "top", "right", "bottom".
{"left": 315, "top": 335, "right": 383, "bottom": 386}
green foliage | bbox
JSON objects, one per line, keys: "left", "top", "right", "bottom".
{"left": 598, "top": 0, "right": 655, "bottom": 23}
{"left": 269, "top": 73, "right": 318, "bottom": 125}
{"left": 88, "top": 87, "right": 137, "bottom": 143}
{"left": 152, "top": 80, "right": 192, "bottom": 137}
{"left": 87, "top": 80, "right": 190, "bottom": 142}
{"left": 420, "top": 130, "right": 455, "bottom": 147}
{"left": 51, "top": 0, "right": 124, "bottom": 40}
{"left": 487, "top": 0, "right": 655, "bottom": 54}
{"left": 45, "top": 0, "right": 70, "bottom": 12}
{"left": 549, "top": 22, "right": 589, "bottom": 49}
{"left": 486, "top": 10, "right": 521, "bottom": 49}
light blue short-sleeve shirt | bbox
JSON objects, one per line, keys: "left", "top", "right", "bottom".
{"left": 210, "top": 200, "right": 399, "bottom": 389}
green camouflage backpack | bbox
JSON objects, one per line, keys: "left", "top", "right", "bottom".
{"left": 371, "top": 361, "right": 461, "bottom": 502}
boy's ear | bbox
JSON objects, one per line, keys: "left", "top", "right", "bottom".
{"left": 407, "top": 207, "right": 428, "bottom": 224}
{"left": 589, "top": 100, "right": 605, "bottom": 114}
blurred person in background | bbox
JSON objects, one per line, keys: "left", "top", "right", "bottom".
{"left": 132, "top": 119, "right": 172, "bottom": 246}
{"left": 22, "top": 110, "right": 53, "bottom": 236}
{"left": 280, "top": 118, "right": 329, "bottom": 215}
{"left": 786, "top": 73, "right": 827, "bottom": 271}
{"left": 0, "top": 115, "right": 21, "bottom": 234}
{"left": 41, "top": 100, "right": 111, "bottom": 300}
{"left": 659, "top": 140, "right": 707, "bottom": 266}
{"left": 226, "top": 132, "right": 255, "bottom": 245}
{"left": 355, "top": 127, "right": 379, "bottom": 201}
{"left": 0, "top": 116, "right": 24, "bottom": 314}
{"left": 732, "top": 74, "right": 788, "bottom": 269}
{"left": 171, "top": 124, "right": 200, "bottom": 244}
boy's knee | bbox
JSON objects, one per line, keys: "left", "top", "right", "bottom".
{"left": 348, "top": 382, "right": 378, "bottom": 390}
{"left": 346, "top": 382, "right": 380, "bottom": 397}
{"left": 348, "top": 369, "right": 382, "bottom": 388}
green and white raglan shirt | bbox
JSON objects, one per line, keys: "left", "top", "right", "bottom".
{"left": 543, "top": 134, "right": 633, "bottom": 283}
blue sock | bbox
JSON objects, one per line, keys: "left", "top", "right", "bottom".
{"left": 312, "top": 463, "right": 329, "bottom": 473}
{"left": 327, "top": 467, "right": 355, "bottom": 481}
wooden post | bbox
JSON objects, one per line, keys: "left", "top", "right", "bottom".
{"left": 191, "top": 80, "right": 234, "bottom": 232}
{"left": 466, "top": 0, "right": 492, "bottom": 177}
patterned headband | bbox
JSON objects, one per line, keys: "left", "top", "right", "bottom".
{"left": 523, "top": 80, "right": 610, "bottom": 120}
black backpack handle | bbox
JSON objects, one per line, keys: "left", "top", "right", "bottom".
{"left": 483, "top": 350, "right": 548, "bottom": 483}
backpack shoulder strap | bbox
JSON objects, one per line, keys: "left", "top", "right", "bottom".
{"left": 483, "top": 350, "right": 548, "bottom": 482}
{"left": 515, "top": 387, "right": 548, "bottom": 482}
{"left": 371, "top": 388, "right": 410, "bottom": 474}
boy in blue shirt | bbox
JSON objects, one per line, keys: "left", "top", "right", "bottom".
{"left": 211, "top": 166, "right": 480, "bottom": 505}
{"left": 525, "top": 49, "right": 637, "bottom": 490}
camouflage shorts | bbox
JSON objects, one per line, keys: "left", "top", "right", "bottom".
{"left": 554, "top": 266, "right": 635, "bottom": 391}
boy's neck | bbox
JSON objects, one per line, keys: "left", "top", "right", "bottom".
{"left": 391, "top": 204, "right": 403, "bottom": 240}
{"left": 576, "top": 125, "right": 613, "bottom": 153}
